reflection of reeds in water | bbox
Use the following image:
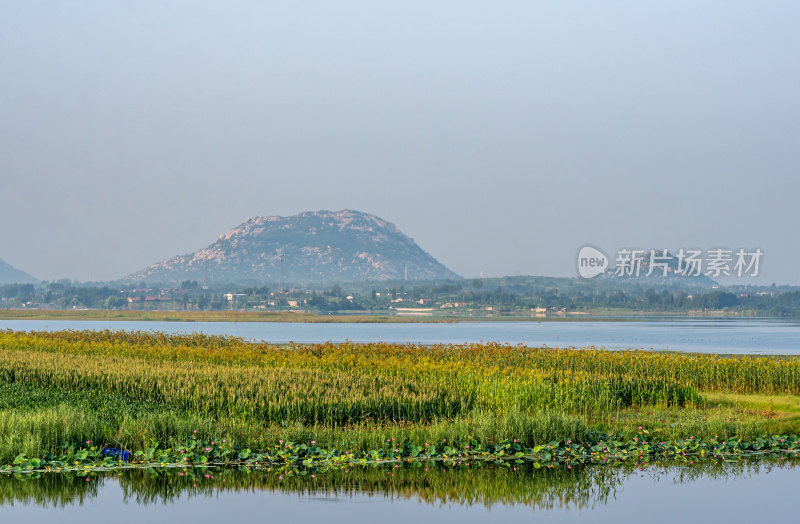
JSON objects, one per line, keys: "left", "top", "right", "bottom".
{"left": 2, "top": 460, "right": 797, "bottom": 511}
{"left": 0, "top": 473, "right": 101, "bottom": 508}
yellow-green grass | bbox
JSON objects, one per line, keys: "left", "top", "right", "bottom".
{"left": 702, "top": 392, "right": 800, "bottom": 415}
{"left": 609, "top": 392, "right": 800, "bottom": 441}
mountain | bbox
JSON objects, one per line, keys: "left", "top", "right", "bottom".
{"left": 126, "top": 210, "right": 460, "bottom": 284}
{"left": 0, "top": 258, "right": 38, "bottom": 285}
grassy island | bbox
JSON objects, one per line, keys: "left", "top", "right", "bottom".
{"left": 1, "top": 330, "right": 799, "bottom": 473}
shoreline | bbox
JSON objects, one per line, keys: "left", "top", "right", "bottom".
{"left": 0, "top": 309, "right": 789, "bottom": 323}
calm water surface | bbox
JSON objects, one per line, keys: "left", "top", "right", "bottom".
{"left": 1, "top": 461, "right": 797, "bottom": 523}
{"left": 1, "top": 317, "right": 799, "bottom": 354}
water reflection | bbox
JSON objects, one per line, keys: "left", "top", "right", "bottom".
{"left": 1, "top": 460, "right": 795, "bottom": 511}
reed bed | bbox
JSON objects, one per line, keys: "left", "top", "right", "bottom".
{"left": 0, "top": 331, "right": 703, "bottom": 425}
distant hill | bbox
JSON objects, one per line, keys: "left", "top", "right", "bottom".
{"left": 125, "top": 210, "right": 460, "bottom": 284}
{"left": 0, "top": 258, "right": 38, "bottom": 285}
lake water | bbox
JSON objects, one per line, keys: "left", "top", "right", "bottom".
{"left": 1, "top": 461, "right": 797, "bottom": 523}
{"left": 1, "top": 317, "right": 799, "bottom": 354}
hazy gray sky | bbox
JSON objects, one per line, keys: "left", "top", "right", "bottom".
{"left": 1, "top": 1, "right": 798, "bottom": 284}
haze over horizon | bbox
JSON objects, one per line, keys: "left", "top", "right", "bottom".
{"left": 1, "top": 2, "right": 798, "bottom": 284}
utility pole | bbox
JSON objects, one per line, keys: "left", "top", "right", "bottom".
{"left": 279, "top": 253, "right": 285, "bottom": 294}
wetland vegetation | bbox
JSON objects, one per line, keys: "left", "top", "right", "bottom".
{"left": 1, "top": 330, "right": 800, "bottom": 475}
